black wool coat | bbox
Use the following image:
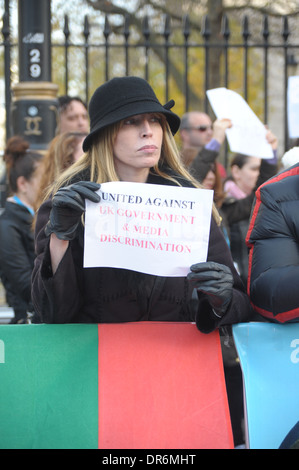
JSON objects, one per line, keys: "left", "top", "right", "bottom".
{"left": 32, "top": 169, "right": 253, "bottom": 333}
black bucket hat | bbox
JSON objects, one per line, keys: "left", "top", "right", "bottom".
{"left": 82, "top": 76, "right": 181, "bottom": 152}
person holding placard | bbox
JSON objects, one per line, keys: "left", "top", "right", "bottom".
{"left": 32, "top": 76, "right": 254, "bottom": 333}
{"left": 222, "top": 128, "right": 278, "bottom": 286}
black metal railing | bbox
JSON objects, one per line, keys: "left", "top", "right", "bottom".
{"left": 1, "top": 11, "right": 299, "bottom": 153}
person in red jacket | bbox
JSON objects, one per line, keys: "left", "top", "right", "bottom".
{"left": 32, "top": 76, "right": 253, "bottom": 332}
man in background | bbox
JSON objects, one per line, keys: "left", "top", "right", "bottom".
{"left": 179, "top": 111, "right": 231, "bottom": 180}
{"left": 57, "top": 95, "right": 89, "bottom": 134}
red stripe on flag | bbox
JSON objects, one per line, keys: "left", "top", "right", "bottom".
{"left": 97, "top": 322, "right": 233, "bottom": 449}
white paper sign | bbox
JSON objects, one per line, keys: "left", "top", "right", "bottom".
{"left": 288, "top": 76, "right": 299, "bottom": 138}
{"left": 206, "top": 87, "right": 273, "bottom": 159}
{"left": 84, "top": 181, "right": 213, "bottom": 277}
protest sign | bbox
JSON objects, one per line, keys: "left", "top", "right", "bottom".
{"left": 206, "top": 87, "right": 273, "bottom": 159}
{"left": 84, "top": 181, "right": 213, "bottom": 276}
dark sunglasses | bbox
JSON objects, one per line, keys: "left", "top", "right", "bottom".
{"left": 184, "top": 125, "right": 213, "bottom": 132}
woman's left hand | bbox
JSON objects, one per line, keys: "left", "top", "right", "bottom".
{"left": 187, "top": 261, "right": 233, "bottom": 318}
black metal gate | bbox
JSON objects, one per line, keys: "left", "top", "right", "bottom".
{"left": 1, "top": 7, "right": 299, "bottom": 152}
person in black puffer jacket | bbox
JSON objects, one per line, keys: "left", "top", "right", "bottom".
{"left": 0, "top": 136, "right": 43, "bottom": 323}
{"left": 247, "top": 163, "right": 299, "bottom": 323}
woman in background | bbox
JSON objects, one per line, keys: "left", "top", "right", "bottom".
{"left": 0, "top": 136, "right": 43, "bottom": 323}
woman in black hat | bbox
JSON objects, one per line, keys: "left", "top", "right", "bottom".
{"left": 32, "top": 76, "right": 253, "bottom": 331}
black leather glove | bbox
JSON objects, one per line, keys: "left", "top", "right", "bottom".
{"left": 187, "top": 261, "right": 233, "bottom": 318}
{"left": 45, "top": 181, "right": 101, "bottom": 240}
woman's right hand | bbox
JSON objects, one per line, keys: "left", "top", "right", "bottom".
{"left": 45, "top": 181, "right": 101, "bottom": 241}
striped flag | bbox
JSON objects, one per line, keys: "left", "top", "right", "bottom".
{"left": 0, "top": 322, "right": 233, "bottom": 449}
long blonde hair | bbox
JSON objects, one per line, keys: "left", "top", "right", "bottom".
{"left": 37, "top": 132, "right": 86, "bottom": 208}
{"left": 47, "top": 117, "right": 221, "bottom": 224}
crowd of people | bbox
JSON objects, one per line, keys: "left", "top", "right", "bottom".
{"left": 0, "top": 76, "right": 298, "bottom": 448}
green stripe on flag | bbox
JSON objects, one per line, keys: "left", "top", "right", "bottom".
{"left": 0, "top": 324, "right": 98, "bottom": 449}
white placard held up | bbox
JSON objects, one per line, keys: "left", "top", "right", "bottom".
{"left": 84, "top": 181, "right": 213, "bottom": 277}
{"left": 206, "top": 87, "right": 273, "bottom": 159}
{"left": 288, "top": 76, "right": 299, "bottom": 138}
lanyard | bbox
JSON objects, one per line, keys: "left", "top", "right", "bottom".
{"left": 13, "top": 195, "right": 35, "bottom": 217}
